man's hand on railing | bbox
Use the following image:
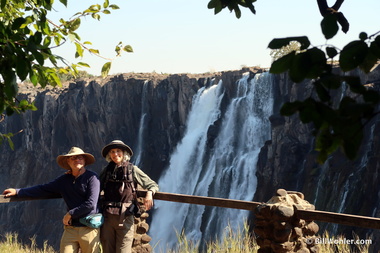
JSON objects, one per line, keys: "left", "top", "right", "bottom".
{"left": 3, "top": 188, "right": 16, "bottom": 198}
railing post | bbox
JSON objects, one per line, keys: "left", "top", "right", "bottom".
{"left": 254, "top": 189, "right": 319, "bottom": 253}
{"left": 132, "top": 196, "right": 153, "bottom": 253}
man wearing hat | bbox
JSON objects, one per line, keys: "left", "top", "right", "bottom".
{"left": 99, "top": 140, "right": 159, "bottom": 253}
{"left": 3, "top": 147, "right": 101, "bottom": 253}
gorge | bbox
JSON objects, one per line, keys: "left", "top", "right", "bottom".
{"left": 0, "top": 66, "right": 380, "bottom": 252}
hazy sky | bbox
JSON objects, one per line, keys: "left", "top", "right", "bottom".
{"left": 50, "top": 0, "right": 380, "bottom": 76}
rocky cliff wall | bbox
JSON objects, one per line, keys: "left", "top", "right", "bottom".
{"left": 0, "top": 68, "right": 261, "bottom": 249}
{"left": 0, "top": 66, "right": 379, "bottom": 251}
{"left": 254, "top": 65, "right": 380, "bottom": 251}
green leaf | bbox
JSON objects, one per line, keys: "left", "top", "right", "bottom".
{"left": 304, "top": 48, "right": 326, "bottom": 79}
{"left": 12, "top": 17, "right": 26, "bottom": 30}
{"left": 29, "top": 71, "right": 38, "bottom": 86}
{"left": 75, "top": 42, "right": 84, "bottom": 58}
{"left": 319, "top": 73, "right": 341, "bottom": 89}
{"left": 369, "top": 39, "right": 380, "bottom": 58}
{"left": 92, "top": 13, "right": 101, "bottom": 20}
{"left": 245, "top": 1, "right": 256, "bottom": 14}
{"left": 359, "top": 32, "right": 368, "bottom": 41}
{"left": 123, "top": 45, "right": 133, "bottom": 53}
{"left": 1, "top": 0, "right": 6, "bottom": 9}
{"left": 268, "top": 36, "right": 310, "bottom": 50}
{"left": 326, "top": 47, "right": 338, "bottom": 58}
{"left": 343, "top": 76, "right": 366, "bottom": 94}
{"left": 7, "top": 135, "right": 15, "bottom": 150}
{"left": 59, "top": 0, "right": 68, "bottom": 7}
{"left": 43, "top": 36, "right": 52, "bottom": 47}
{"left": 101, "top": 62, "right": 111, "bottom": 78}
{"left": 34, "top": 51, "right": 45, "bottom": 65}
{"left": 89, "top": 49, "right": 100, "bottom": 54}
{"left": 77, "top": 62, "right": 90, "bottom": 68}
{"left": 103, "top": 0, "right": 109, "bottom": 8}
{"left": 16, "top": 57, "right": 30, "bottom": 81}
{"left": 70, "top": 18, "right": 81, "bottom": 32}
{"left": 321, "top": 14, "right": 339, "bottom": 39}
{"left": 339, "top": 40, "right": 368, "bottom": 71}
{"left": 4, "top": 73, "right": 18, "bottom": 98}
{"left": 269, "top": 52, "right": 295, "bottom": 74}
{"left": 280, "top": 101, "right": 303, "bottom": 116}
{"left": 207, "top": 0, "right": 218, "bottom": 8}
{"left": 359, "top": 49, "right": 379, "bottom": 73}
{"left": 6, "top": 106, "right": 14, "bottom": 116}
{"left": 109, "top": 4, "right": 119, "bottom": 10}
{"left": 363, "top": 90, "right": 380, "bottom": 104}
{"left": 289, "top": 53, "right": 308, "bottom": 83}
{"left": 49, "top": 72, "right": 61, "bottom": 86}
{"left": 315, "top": 80, "right": 330, "bottom": 102}
{"left": 103, "top": 10, "right": 111, "bottom": 15}
{"left": 233, "top": 6, "right": 242, "bottom": 19}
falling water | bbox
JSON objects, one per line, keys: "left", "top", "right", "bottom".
{"left": 150, "top": 72, "right": 274, "bottom": 251}
{"left": 133, "top": 80, "right": 149, "bottom": 166}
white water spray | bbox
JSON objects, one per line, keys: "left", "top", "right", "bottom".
{"left": 134, "top": 80, "right": 149, "bottom": 166}
{"left": 150, "top": 72, "right": 274, "bottom": 251}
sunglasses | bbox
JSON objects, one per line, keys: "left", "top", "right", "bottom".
{"left": 69, "top": 155, "right": 84, "bottom": 161}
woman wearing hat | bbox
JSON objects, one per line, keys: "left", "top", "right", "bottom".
{"left": 99, "top": 140, "right": 159, "bottom": 253}
{"left": 3, "top": 147, "right": 101, "bottom": 253}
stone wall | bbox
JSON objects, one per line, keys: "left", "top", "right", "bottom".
{"left": 254, "top": 189, "right": 319, "bottom": 253}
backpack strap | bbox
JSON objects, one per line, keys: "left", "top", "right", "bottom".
{"left": 125, "top": 163, "right": 137, "bottom": 193}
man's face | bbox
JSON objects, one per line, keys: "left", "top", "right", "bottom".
{"left": 67, "top": 155, "right": 85, "bottom": 170}
{"left": 109, "top": 148, "right": 124, "bottom": 164}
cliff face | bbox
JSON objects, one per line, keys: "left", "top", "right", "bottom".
{"left": 0, "top": 66, "right": 379, "bottom": 250}
{"left": 254, "top": 65, "right": 380, "bottom": 247}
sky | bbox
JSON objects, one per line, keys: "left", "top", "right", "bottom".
{"left": 49, "top": 0, "right": 380, "bottom": 76}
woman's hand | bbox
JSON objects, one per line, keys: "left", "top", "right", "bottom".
{"left": 3, "top": 188, "right": 16, "bottom": 197}
{"left": 144, "top": 191, "right": 154, "bottom": 211}
{"left": 63, "top": 213, "right": 72, "bottom": 226}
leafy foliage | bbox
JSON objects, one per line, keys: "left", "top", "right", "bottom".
{"left": 271, "top": 30, "right": 380, "bottom": 163}
{"left": 0, "top": 0, "right": 133, "bottom": 148}
{"left": 210, "top": 0, "right": 380, "bottom": 163}
{"left": 207, "top": 0, "right": 257, "bottom": 19}
{"left": 269, "top": 41, "right": 304, "bottom": 62}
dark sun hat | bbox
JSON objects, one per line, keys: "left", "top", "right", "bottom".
{"left": 56, "top": 147, "right": 95, "bottom": 170}
{"left": 101, "top": 140, "right": 133, "bottom": 158}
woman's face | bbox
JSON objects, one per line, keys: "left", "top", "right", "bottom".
{"left": 109, "top": 148, "right": 124, "bottom": 164}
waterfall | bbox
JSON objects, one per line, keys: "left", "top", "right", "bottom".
{"left": 133, "top": 80, "right": 149, "bottom": 166}
{"left": 150, "top": 72, "right": 274, "bottom": 251}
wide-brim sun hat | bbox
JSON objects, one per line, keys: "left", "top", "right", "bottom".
{"left": 101, "top": 140, "right": 133, "bottom": 158}
{"left": 57, "top": 147, "right": 95, "bottom": 170}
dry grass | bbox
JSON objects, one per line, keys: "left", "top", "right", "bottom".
{"left": 165, "top": 221, "right": 372, "bottom": 253}
{"left": 318, "top": 231, "right": 372, "bottom": 253}
{"left": 1, "top": 227, "right": 372, "bottom": 253}
{"left": 0, "top": 233, "right": 56, "bottom": 253}
{"left": 165, "top": 221, "right": 259, "bottom": 253}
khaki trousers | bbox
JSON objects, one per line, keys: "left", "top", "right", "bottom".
{"left": 100, "top": 213, "right": 134, "bottom": 253}
{"left": 60, "top": 225, "right": 100, "bottom": 253}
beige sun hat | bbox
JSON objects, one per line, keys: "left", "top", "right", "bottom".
{"left": 56, "top": 147, "right": 95, "bottom": 170}
{"left": 101, "top": 140, "right": 133, "bottom": 158}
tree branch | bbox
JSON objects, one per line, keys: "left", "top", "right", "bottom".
{"left": 331, "top": 0, "right": 344, "bottom": 11}
{"left": 317, "top": 0, "right": 349, "bottom": 33}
